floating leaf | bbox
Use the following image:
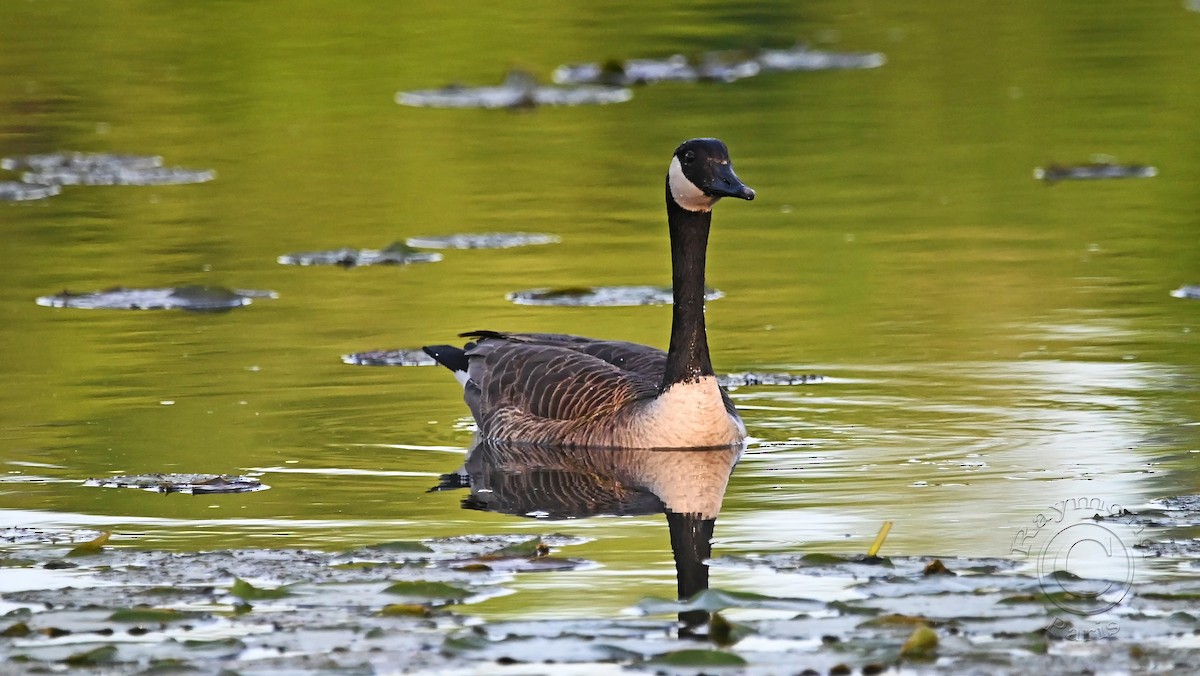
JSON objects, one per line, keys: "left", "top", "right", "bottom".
{"left": 369, "top": 540, "right": 434, "bottom": 554}
{"left": 277, "top": 243, "right": 442, "bottom": 268}
{"left": 109, "top": 608, "right": 200, "bottom": 623}
{"left": 507, "top": 285, "right": 721, "bottom": 307}
{"left": 1, "top": 621, "right": 30, "bottom": 637}
{"left": 230, "top": 578, "right": 292, "bottom": 600}
{"left": 637, "top": 588, "right": 823, "bottom": 615}
{"left": 484, "top": 537, "right": 549, "bottom": 559}
{"left": 63, "top": 645, "right": 118, "bottom": 666}
{"left": 382, "top": 580, "right": 471, "bottom": 603}
{"left": 1168, "top": 284, "right": 1198, "bottom": 299}
{"left": 552, "top": 44, "right": 885, "bottom": 87}
{"left": 0, "top": 557, "right": 36, "bottom": 568}
{"left": 378, "top": 603, "right": 432, "bottom": 617}
{"left": 37, "top": 287, "right": 276, "bottom": 312}
{"left": 859, "top": 614, "right": 932, "bottom": 628}
{"left": 85, "top": 473, "right": 268, "bottom": 494}
{"left": 644, "top": 649, "right": 747, "bottom": 667}
{"left": 718, "top": 372, "right": 824, "bottom": 388}
{"left": 0, "top": 181, "right": 60, "bottom": 201}
{"left": 1034, "top": 162, "right": 1157, "bottom": 183}
{"left": 2, "top": 152, "right": 214, "bottom": 187}
{"left": 405, "top": 232, "right": 560, "bottom": 250}
{"left": 341, "top": 348, "right": 437, "bottom": 367}
{"left": 67, "top": 531, "right": 111, "bottom": 557}
{"left": 396, "top": 70, "right": 631, "bottom": 109}
{"left": 899, "top": 625, "right": 939, "bottom": 660}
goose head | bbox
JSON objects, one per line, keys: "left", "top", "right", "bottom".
{"left": 667, "top": 138, "right": 756, "bottom": 213}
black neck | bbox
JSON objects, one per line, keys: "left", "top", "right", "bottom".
{"left": 662, "top": 181, "right": 715, "bottom": 390}
{"left": 666, "top": 511, "right": 716, "bottom": 632}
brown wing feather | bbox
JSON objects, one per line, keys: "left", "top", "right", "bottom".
{"left": 464, "top": 333, "right": 663, "bottom": 423}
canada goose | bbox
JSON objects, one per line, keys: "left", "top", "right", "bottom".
{"left": 431, "top": 439, "right": 743, "bottom": 630}
{"left": 424, "top": 138, "right": 755, "bottom": 449}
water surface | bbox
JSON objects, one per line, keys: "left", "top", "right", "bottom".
{"left": 1, "top": 0, "right": 1198, "bottom": 623}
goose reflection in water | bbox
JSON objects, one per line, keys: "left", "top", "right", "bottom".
{"left": 432, "top": 438, "right": 744, "bottom": 633}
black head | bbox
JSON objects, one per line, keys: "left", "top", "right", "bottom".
{"left": 668, "top": 138, "right": 755, "bottom": 212}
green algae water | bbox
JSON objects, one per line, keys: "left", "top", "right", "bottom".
{"left": 1, "top": 0, "right": 1199, "bottom": 630}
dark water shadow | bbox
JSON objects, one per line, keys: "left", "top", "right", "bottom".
{"left": 431, "top": 438, "right": 744, "bottom": 635}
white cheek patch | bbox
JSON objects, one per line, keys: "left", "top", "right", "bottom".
{"left": 668, "top": 156, "right": 717, "bottom": 212}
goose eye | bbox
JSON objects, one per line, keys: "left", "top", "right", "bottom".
{"left": 682, "top": 150, "right": 695, "bottom": 164}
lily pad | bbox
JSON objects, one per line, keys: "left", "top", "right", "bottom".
{"left": 507, "top": 285, "right": 722, "bottom": 307}
{"left": 277, "top": 241, "right": 442, "bottom": 267}
{"left": 2, "top": 152, "right": 164, "bottom": 172}
{"left": 0, "top": 181, "right": 60, "bottom": 201}
{"left": 396, "top": 70, "right": 632, "bottom": 109}
{"left": 899, "top": 624, "right": 939, "bottom": 660}
{"left": 552, "top": 44, "right": 885, "bottom": 86}
{"left": 483, "top": 537, "right": 550, "bottom": 559}
{"left": 382, "top": 580, "right": 472, "bottom": 603}
{"left": 637, "top": 588, "right": 824, "bottom": 615}
{"left": 718, "top": 372, "right": 824, "bottom": 388}
{"left": 755, "top": 44, "right": 887, "bottom": 72}
{"left": 36, "top": 286, "right": 277, "bottom": 311}
{"left": 1170, "top": 285, "right": 1200, "bottom": 300}
{"left": 1034, "top": 161, "right": 1157, "bottom": 183}
{"left": 63, "top": 645, "right": 119, "bottom": 666}
{"left": 405, "top": 232, "right": 560, "bottom": 249}
{"left": 84, "top": 473, "right": 268, "bottom": 494}
{"left": 643, "top": 648, "right": 747, "bottom": 667}
{"left": 3, "top": 151, "right": 214, "bottom": 186}
{"left": 340, "top": 348, "right": 436, "bottom": 366}
{"left": 230, "top": 578, "right": 293, "bottom": 600}
{"left": 108, "top": 608, "right": 201, "bottom": 623}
